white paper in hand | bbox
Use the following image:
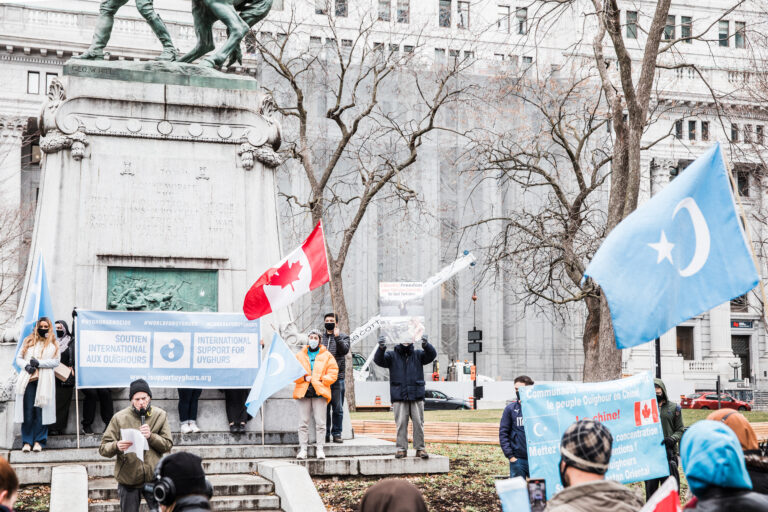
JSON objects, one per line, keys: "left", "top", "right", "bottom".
{"left": 120, "top": 428, "right": 150, "bottom": 462}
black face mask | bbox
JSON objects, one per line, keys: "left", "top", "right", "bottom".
{"left": 516, "top": 390, "right": 521, "bottom": 401}
{"left": 56, "top": 329, "right": 64, "bottom": 337}
{"left": 37, "top": 327, "right": 49, "bottom": 337}
{"left": 325, "top": 322, "right": 335, "bottom": 331}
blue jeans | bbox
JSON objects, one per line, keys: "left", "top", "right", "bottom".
{"left": 326, "top": 378, "right": 345, "bottom": 438}
{"left": 509, "top": 458, "right": 529, "bottom": 478}
{"left": 22, "top": 380, "right": 48, "bottom": 446}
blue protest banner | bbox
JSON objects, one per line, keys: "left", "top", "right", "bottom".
{"left": 519, "top": 373, "right": 668, "bottom": 499}
{"left": 75, "top": 310, "right": 261, "bottom": 388}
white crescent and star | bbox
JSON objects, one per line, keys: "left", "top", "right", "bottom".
{"left": 648, "top": 197, "right": 711, "bottom": 277}
{"left": 533, "top": 422, "right": 545, "bottom": 437}
{"left": 268, "top": 353, "right": 285, "bottom": 376}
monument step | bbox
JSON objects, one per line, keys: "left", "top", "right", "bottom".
{"left": 14, "top": 452, "right": 448, "bottom": 484}
{"left": 35, "top": 431, "right": 297, "bottom": 450}
{"left": 9, "top": 437, "right": 395, "bottom": 465}
{"left": 88, "top": 494, "right": 281, "bottom": 512}
{"left": 88, "top": 474, "right": 273, "bottom": 501}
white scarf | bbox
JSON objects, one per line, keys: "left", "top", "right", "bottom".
{"left": 16, "top": 341, "right": 57, "bottom": 407}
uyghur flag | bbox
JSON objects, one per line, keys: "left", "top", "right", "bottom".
{"left": 584, "top": 143, "right": 759, "bottom": 349}
{"left": 246, "top": 333, "right": 307, "bottom": 417}
{"left": 13, "top": 253, "right": 55, "bottom": 372}
{"left": 243, "top": 221, "right": 330, "bottom": 320}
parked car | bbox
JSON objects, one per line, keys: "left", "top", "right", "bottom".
{"left": 680, "top": 392, "right": 752, "bottom": 411}
{"left": 424, "top": 389, "right": 470, "bottom": 410}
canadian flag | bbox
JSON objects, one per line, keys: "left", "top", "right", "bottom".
{"left": 634, "top": 398, "right": 660, "bottom": 426}
{"left": 243, "top": 221, "right": 330, "bottom": 320}
{"left": 639, "top": 477, "right": 681, "bottom": 512}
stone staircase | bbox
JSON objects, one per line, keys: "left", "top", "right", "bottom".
{"left": 4, "top": 433, "right": 449, "bottom": 511}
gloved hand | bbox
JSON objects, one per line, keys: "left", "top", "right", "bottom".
{"left": 421, "top": 334, "right": 429, "bottom": 346}
{"left": 30, "top": 358, "right": 39, "bottom": 368}
{"left": 662, "top": 437, "right": 676, "bottom": 449}
{"left": 25, "top": 365, "right": 35, "bottom": 375}
{"left": 378, "top": 336, "right": 387, "bottom": 348}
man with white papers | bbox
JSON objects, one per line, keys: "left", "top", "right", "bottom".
{"left": 99, "top": 379, "right": 173, "bottom": 512}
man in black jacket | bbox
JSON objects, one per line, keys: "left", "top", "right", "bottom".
{"left": 322, "top": 312, "right": 350, "bottom": 444}
{"left": 374, "top": 334, "right": 437, "bottom": 459}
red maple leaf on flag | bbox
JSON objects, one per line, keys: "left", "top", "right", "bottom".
{"left": 269, "top": 260, "right": 303, "bottom": 291}
{"left": 642, "top": 402, "right": 651, "bottom": 419}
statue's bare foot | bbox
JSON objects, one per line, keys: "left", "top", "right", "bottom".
{"left": 156, "top": 47, "right": 178, "bottom": 62}
{"left": 74, "top": 48, "right": 105, "bottom": 60}
{"left": 199, "top": 57, "right": 217, "bottom": 68}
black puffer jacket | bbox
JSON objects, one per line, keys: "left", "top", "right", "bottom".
{"left": 171, "top": 495, "right": 211, "bottom": 511}
{"left": 373, "top": 341, "right": 436, "bottom": 401}
{"left": 745, "top": 453, "right": 768, "bottom": 496}
{"left": 321, "top": 331, "right": 350, "bottom": 378}
{"left": 687, "top": 487, "right": 768, "bottom": 511}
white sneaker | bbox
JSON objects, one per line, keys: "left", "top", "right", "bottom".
{"left": 189, "top": 421, "right": 200, "bottom": 433}
{"left": 32, "top": 442, "right": 42, "bottom": 452}
{"left": 180, "top": 422, "right": 192, "bottom": 434}
{"left": 316, "top": 447, "right": 325, "bottom": 459}
{"left": 296, "top": 448, "right": 308, "bottom": 460}
{"left": 22, "top": 444, "right": 31, "bottom": 453}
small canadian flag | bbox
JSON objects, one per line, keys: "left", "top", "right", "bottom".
{"left": 634, "top": 398, "right": 660, "bottom": 426}
{"left": 639, "top": 477, "right": 681, "bottom": 512}
{"left": 243, "top": 221, "right": 330, "bottom": 320}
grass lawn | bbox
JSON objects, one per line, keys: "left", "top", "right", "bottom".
{"left": 352, "top": 408, "right": 768, "bottom": 426}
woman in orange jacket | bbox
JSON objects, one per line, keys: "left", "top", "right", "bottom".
{"left": 294, "top": 329, "right": 338, "bottom": 460}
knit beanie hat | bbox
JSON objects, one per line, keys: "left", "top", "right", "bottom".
{"left": 707, "top": 409, "right": 759, "bottom": 452}
{"left": 560, "top": 419, "right": 613, "bottom": 475}
{"left": 159, "top": 452, "right": 209, "bottom": 497}
{"left": 129, "top": 378, "right": 152, "bottom": 399}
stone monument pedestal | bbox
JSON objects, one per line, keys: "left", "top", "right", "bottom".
{"left": 0, "top": 61, "right": 352, "bottom": 449}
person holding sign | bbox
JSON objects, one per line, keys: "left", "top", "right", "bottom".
{"left": 293, "top": 330, "right": 339, "bottom": 460}
{"left": 321, "top": 312, "right": 350, "bottom": 445}
{"left": 644, "top": 378, "right": 684, "bottom": 500}
{"left": 14, "top": 317, "right": 60, "bottom": 453}
{"left": 99, "top": 379, "right": 173, "bottom": 512}
{"left": 499, "top": 375, "right": 534, "bottom": 478}
{"left": 374, "top": 333, "right": 436, "bottom": 459}
{"left": 547, "top": 419, "right": 643, "bottom": 512}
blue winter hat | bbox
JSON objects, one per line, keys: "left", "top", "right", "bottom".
{"left": 681, "top": 420, "right": 752, "bottom": 496}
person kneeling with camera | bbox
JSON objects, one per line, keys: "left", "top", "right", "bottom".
{"left": 147, "top": 452, "right": 213, "bottom": 512}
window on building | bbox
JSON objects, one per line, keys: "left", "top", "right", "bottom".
{"left": 439, "top": 0, "right": 451, "bottom": 27}
{"left": 272, "top": 0, "right": 284, "bottom": 10}
{"left": 681, "top": 16, "right": 692, "bottom": 43}
{"left": 735, "top": 21, "right": 746, "bottom": 48}
{"left": 732, "top": 293, "right": 749, "bottom": 312}
{"left": 522, "top": 55, "right": 532, "bottom": 64}
{"left": 516, "top": 7, "right": 528, "bottom": 35}
{"left": 464, "top": 50, "right": 474, "bottom": 60}
{"left": 244, "top": 32, "right": 257, "bottom": 53}
{"left": 315, "top": 0, "right": 327, "bottom": 15}
{"left": 498, "top": 5, "right": 510, "bottom": 32}
{"left": 674, "top": 119, "right": 683, "bottom": 139}
{"left": 664, "top": 15, "right": 675, "bottom": 40}
{"left": 737, "top": 170, "right": 750, "bottom": 197}
{"left": 626, "top": 11, "right": 638, "bottom": 39}
{"left": 457, "top": 1, "right": 469, "bottom": 28}
{"left": 745, "top": 124, "right": 753, "bottom": 142}
{"left": 373, "top": 42, "right": 384, "bottom": 52}
{"left": 310, "top": 36, "right": 322, "bottom": 50}
{"left": 688, "top": 120, "right": 696, "bottom": 140}
{"left": 435, "top": 48, "right": 446, "bottom": 62}
{"left": 701, "top": 121, "right": 710, "bottom": 141}
{"left": 494, "top": 53, "right": 505, "bottom": 61}
{"left": 449, "top": 49, "right": 460, "bottom": 64}
{"left": 397, "top": 0, "right": 409, "bottom": 23}
{"left": 378, "top": 0, "right": 390, "bottom": 21}
{"left": 731, "top": 123, "right": 739, "bottom": 142}
{"left": 403, "top": 45, "right": 414, "bottom": 53}
{"left": 342, "top": 39, "right": 353, "bottom": 48}
{"left": 27, "top": 71, "right": 40, "bottom": 94}
{"left": 389, "top": 43, "right": 399, "bottom": 53}
{"left": 676, "top": 326, "right": 694, "bottom": 360}
{"left": 719, "top": 21, "right": 729, "bottom": 47}
{"left": 757, "top": 125, "right": 764, "bottom": 144}
{"left": 335, "top": 0, "right": 347, "bottom": 17}
{"left": 45, "top": 72, "right": 58, "bottom": 92}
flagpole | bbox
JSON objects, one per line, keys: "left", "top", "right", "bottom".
{"left": 722, "top": 150, "right": 768, "bottom": 361}
{"left": 318, "top": 219, "right": 338, "bottom": 313}
{"left": 260, "top": 403, "right": 265, "bottom": 446}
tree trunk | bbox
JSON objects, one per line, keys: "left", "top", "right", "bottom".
{"left": 582, "top": 295, "right": 622, "bottom": 382}
{"left": 329, "top": 268, "right": 356, "bottom": 411}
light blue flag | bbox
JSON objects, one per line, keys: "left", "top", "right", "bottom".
{"left": 584, "top": 143, "right": 759, "bottom": 349}
{"left": 246, "top": 332, "right": 307, "bottom": 417}
{"left": 13, "top": 253, "right": 55, "bottom": 372}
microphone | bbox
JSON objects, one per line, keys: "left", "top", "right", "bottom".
{"left": 139, "top": 407, "right": 147, "bottom": 425}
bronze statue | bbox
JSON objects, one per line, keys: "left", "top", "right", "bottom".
{"left": 180, "top": 0, "right": 273, "bottom": 68}
{"left": 75, "top": 0, "right": 178, "bottom": 61}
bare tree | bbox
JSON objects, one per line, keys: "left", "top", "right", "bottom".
{"left": 256, "top": 6, "right": 474, "bottom": 406}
